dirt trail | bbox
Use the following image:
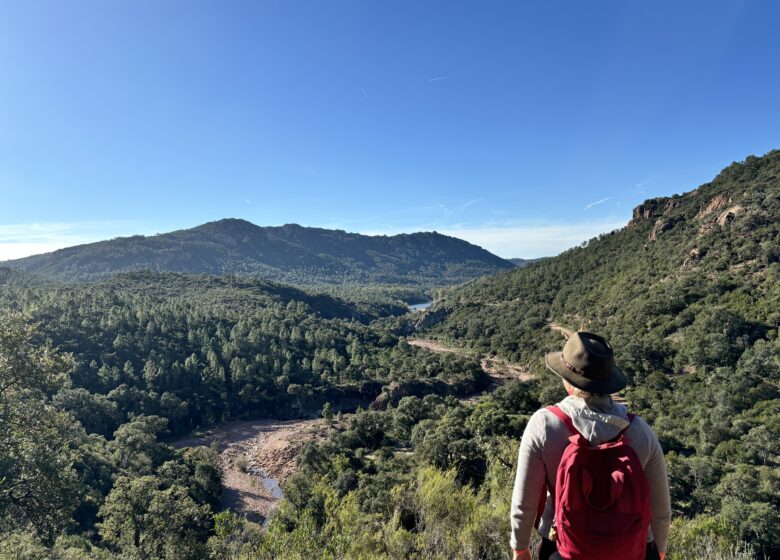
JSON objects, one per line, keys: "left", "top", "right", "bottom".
{"left": 548, "top": 322, "right": 574, "bottom": 338}
{"left": 480, "top": 356, "right": 535, "bottom": 382}
{"left": 407, "top": 338, "right": 535, "bottom": 383}
{"left": 172, "top": 419, "right": 329, "bottom": 524}
{"left": 406, "top": 338, "right": 471, "bottom": 356}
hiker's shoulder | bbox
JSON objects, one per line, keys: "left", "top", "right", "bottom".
{"left": 528, "top": 405, "right": 566, "bottom": 429}
{"left": 625, "top": 412, "right": 661, "bottom": 445}
{"left": 626, "top": 411, "right": 653, "bottom": 431}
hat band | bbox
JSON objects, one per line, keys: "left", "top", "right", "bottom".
{"left": 563, "top": 359, "right": 586, "bottom": 376}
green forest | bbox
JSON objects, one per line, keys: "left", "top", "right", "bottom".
{"left": 1, "top": 152, "right": 778, "bottom": 559}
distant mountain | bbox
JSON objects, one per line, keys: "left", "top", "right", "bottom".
{"left": 2, "top": 220, "right": 514, "bottom": 285}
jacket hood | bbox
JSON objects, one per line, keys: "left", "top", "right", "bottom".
{"left": 556, "top": 395, "right": 629, "bottom": 445}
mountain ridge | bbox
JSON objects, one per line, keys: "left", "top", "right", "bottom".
{"left": 3, "top": 219, "right": 514, "bottom": 286}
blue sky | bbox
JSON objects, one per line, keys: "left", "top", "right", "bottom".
{"left": 1, "top": 0, "right": 778, "bottom": 259}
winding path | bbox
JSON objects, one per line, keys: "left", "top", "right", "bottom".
{"left": 406, "top": 337, "right": 535, "bottom": 383}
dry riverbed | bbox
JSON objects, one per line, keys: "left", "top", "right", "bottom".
{"left": 172, "top": 418, "right": 329, "bottom": 524}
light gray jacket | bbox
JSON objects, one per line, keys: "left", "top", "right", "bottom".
{"left": 509, "top": 396, "right": 672, "bottom": 552}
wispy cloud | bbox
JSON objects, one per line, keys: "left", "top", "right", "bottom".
{"left": 460, "top": 198, "right": 482, "bottom": 210}
{"left": 435, "top": 202, "right": 452, "bottom": 216}
{"left": 584, "top": 196, "right": 615, "bottom": 210}
{"left": 360, "top": 87, "right": 368, "bottom": 98}
{"left": 427, "top": 75, "right": 452, "bottom": 83}
{"left": 0, "top": 221, "right": 140, "bottom": 261}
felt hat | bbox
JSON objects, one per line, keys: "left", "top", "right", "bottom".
{"left": 545, "top": 331, "right": 626, "bottom": 394}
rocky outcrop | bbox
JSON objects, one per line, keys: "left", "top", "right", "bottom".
{"left": 649, "top": 219, "right": 672, "bottom": 241}
{"left": 697, "top": 196, "right": 742, "bottom": 233}
{"left": 402, "top": 307, "right": 448, "bottom": 336}
{"left": 413, "top": 307, "right": 447, "bottom": 331}
{"left": 697, "top": 194, "right": 730, "bottom": 219}
{"left": 629, "top": 198, "right": 667, "bottom": 226}
{"left": 716, "top": 205, "right": 742, "bottom": 226}
{"left": 629, "top": 197, "right": 680, "bottom": 227}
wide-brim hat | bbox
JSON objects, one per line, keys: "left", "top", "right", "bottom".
{"left": 545, "top": 331, "right": 626, "bottom": 394}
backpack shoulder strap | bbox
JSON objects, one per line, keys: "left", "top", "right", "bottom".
{"left": 546, "top": 405, "right": 579, "bottom": 436}
{"left": 548, "top": 406, "right": 636, "bottom": 439}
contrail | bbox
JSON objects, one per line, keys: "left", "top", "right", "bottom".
{"left": 427, "top": 75, "right": 452, "bottom": 82}
{"left": 584, "top": 196, "right": 615, "bottom": 210}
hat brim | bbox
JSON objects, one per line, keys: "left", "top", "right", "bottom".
{"left": 544, "top": 351, "right": 627, "bottom": 394}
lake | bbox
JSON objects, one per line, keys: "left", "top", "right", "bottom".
{"left": 408, "top": 301, "right": 433, "bottom": 311}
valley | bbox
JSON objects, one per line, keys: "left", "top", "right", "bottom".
{"left": 1, "top": 152, "right": 778, "bottom": 559}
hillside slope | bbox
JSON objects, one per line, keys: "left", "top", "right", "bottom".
{"left": 2, "top": 220, "right": 513, "bottom": 286}
{"left": 429, "top": 150, "right": 779, "bottom": 372}
{"left": 420, "top": 150, "right": 780, "bottom": 551}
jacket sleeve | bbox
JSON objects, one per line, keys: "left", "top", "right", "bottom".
{"left": 641, "top": 419, "right": 672, "bottom": 553}
{"left": 510, "top": 410, "right": 548, "bottom": 551}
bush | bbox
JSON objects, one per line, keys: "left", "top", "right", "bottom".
{"left": 235, "top": 454, "right": 250, "bottom": 473}
{"left": 668, "top": 516, "right": 758, "bottom": 560}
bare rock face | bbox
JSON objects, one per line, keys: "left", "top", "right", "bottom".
{"left": 629, "top": 197, "right": 679, "bottom": 228}
{"left": 695, "top": 192, "right": 742, "bottom": 234}
{"left": 698, "top": 203, "right": 742, "bottom": 234}
{"left": 629, "top": 198, "right": 665, "bottom": 226}
{"left": 716, "top": 205, "right": 742, "bottom": 226}
{"left": 649, "top": 219, "right": 672, "bottom": 241}
{"left": 665, "top": 199, "right": 680, "bottom": 212}
{"left": 697, "top": 194, "right": 731, "bottom": 219}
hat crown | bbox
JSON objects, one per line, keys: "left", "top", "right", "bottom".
{"left": 561, "top": 332, "right": 615, "bottom": 381}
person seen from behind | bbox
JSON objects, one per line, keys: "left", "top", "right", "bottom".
{"left": 510, "top": 331, "right": 672, "bottom": 560}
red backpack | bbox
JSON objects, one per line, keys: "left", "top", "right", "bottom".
{"left": 545, "top": 405, "right": 651, "bottom": 560}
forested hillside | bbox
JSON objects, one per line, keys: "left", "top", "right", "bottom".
{"left": 0, "top": 272, "right": 484, "bottom": 436}
{"left": 430, "top": 151, "right": 779, "bottom": 369}
{"left": 2, "top": 220, "right": 513, "bottom": 286}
